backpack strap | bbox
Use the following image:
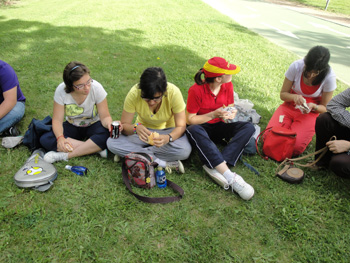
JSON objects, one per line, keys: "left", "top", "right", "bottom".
{"left": 122, "top": 162, "right": 184, "bottom": 204}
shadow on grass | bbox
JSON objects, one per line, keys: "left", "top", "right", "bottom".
{"left": 0, "top": 17, "right": 208, "bottom": 124}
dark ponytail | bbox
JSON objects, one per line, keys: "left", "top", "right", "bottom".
{"left": 194, "top": 69, "right": 205, "bottom": 85}
{"left": 194, "top": 68, "right": 217, "bottom": 85}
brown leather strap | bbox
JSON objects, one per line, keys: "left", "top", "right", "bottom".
{"left": 276, "top": 136, "right": 336, "bottom": 173}
{"left": 122, "top": 162, "right": 184, "bottom": 204}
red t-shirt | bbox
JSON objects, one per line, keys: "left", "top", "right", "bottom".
{"left": 186, "top": 82, "right": 234, "bottom": 124}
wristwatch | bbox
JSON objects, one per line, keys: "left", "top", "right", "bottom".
{"left": 168, "top": 134, "right": 173, "bottom": 142}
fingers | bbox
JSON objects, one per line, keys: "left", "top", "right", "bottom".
{"left": 57, "top": 141, "right": 69, "bottom": 153}
{"left": 153, "top": 135, "right": 167, "bottom": 147}
{"left": 294, "top": 95, "right": 305, "bottom": 105}
{"left": 138, "top": 133, "right": 148, "bottom": 143}
{"left": 326, "top": 141, "right": 344, "bottom": 154}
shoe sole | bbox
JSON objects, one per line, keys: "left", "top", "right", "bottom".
{"left": 178, "top": 160, "right": 185, "bottom": 174}
{"left": 203, "top": 165, "right": 230, "bottom": 190}
{"left": 242, "top": 188, "right": 254, "bottom": 201}
{"left": 114, "top": 155, "right": 120, "bottom": 163}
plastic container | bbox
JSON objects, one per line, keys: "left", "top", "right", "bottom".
{"left": 235, "top": 99, "right": 254, "bottom": 111}
{"left": 65, "top": 165, "right": 88, "bottom": 176}
{"left": 155, "top": 167, "right": 167, "bottom": 188}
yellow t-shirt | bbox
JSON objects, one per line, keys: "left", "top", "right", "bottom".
{"left": 124, "top": 82, "right": 185, "bottom": 129}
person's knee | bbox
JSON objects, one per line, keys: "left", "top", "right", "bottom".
{"left": 186, "top": 124, "right": 202, "bottom": 134}
{"left": 315, "top": 112, "right": 332, "bottom": 130}
{"left": 179, "top": 143, "right": 192, "bottom": 160}
{"left": 246, "top": 122, "right": 255, "bottom": 136}
{"left": 39, "top": 133, "right": 56, "bottom": 151}
{"left": 329, "top": 156, "right": 350, "bottom": 178}
{"left": 106, "top": 137, "right": 116, "bottom": 153}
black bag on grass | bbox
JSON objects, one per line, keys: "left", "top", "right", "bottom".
{"left": 23, "top": 116, "right": 52, "bottom": 152}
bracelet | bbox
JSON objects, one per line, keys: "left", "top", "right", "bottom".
{"left": 314, "top": 105, "right": 318, "bottom": 111}
{"left": 133, "top": 123, "right": 142, "bottom": 134}
{"left": 56, "top": 134, "right": 64, "bottom": 141}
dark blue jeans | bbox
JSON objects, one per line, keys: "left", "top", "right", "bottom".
{"left": 40, "top": 121, "right": 109, "bottom": 151}
{"left": 186, "top": 121, "right": 255, "bottom": 168}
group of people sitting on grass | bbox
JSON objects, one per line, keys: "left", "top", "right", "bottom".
{"left": 1, "top": 45, "right": 350, "bottom": 201}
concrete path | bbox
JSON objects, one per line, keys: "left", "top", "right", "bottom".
{"left": 202, "top": 0, "right": 350, "bottom": 85}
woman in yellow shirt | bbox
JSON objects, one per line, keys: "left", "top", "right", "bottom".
{"left": 107, "top": 67, "right": 191, "bottom": 174}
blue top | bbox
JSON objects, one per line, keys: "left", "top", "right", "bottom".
{"left": 0, "top": 60, "right": 26, "bottom": 104}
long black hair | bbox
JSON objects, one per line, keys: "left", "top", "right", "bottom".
{"left": 304, "top": 46, "right": 330, "bottom": 86}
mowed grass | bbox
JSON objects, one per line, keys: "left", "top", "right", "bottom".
{"left": 1, "top": 0, "right": 349, "bottom": 262}
{"left": 291, "top": 0, "right": 350, "bottom": 16}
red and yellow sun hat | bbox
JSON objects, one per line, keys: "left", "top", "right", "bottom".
{"left": 202, "top": 57, "right": 241, "bottom": 78}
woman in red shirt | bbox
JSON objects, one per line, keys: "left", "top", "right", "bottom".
{"left": 265, "top": 46, "right": 336, "bottom": 156}
{"left": 186, "top": 57, "right": 255, "bottom": 201}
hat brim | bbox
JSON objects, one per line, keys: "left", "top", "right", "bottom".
{"left": 203, "top": 61, "right": 241, "bottom": 78}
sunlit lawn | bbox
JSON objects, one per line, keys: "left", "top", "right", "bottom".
{"left": 0, "top": 0, "right": 349, "bottom": 262}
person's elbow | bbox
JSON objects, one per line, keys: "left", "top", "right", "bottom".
{"left": 186, "top": 116, "right": 195, "bottom": 125}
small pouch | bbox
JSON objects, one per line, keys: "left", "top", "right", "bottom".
{"left": 276, "top": 164, "right": 304, "bottom": 184}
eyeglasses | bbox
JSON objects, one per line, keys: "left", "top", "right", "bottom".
{"left": 141, "top": 95, "right": 163, "bottom": 102}
{"left": 73, "top": 78, "right": 93, "bottom": 90}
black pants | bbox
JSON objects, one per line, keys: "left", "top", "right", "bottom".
{"left": 186, "top": 121, "right": 255, "bottom": 168}
{"left": 315, "top": 112, "right": 350, "bottom": 178}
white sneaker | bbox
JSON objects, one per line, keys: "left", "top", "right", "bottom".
{"left": 165, "top": 160, "right": 184, "bottom": 174}
{"left": 229, "top": 173, "right": 254, "bottom": 201}
{"left": 113, "top": 154, "right": 120, "bottom": 163}
{"left": 202, "top": 165, "right": 229, "bottom": 190}
{"left": 44, "top": 151, "right": 69, "bottom": 163}
{"left": 98, "top": 149, "right": 108, "bottom": 158}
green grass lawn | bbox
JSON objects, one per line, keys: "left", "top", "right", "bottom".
{"left": 1, "top": 0, "right": 349, "bottom": 262}
{"left": 290, "top": 0, "right": 350, "bottom": 16}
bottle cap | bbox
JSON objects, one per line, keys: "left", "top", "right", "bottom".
{"left": 158, "top": 167, "right": 163, "bottom": 171}
{"left": 65, "top": 165, "right": 72, "bottom": 170}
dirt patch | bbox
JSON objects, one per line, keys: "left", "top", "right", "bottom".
{"left": 264, "top": 0, "right": 350, "bottom": 27}
{"left": 0, "top": 0, "right": 18, "bottom": 6}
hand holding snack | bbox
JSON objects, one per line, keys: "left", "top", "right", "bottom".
{"left": 65, "top": 142, "right": 74, "bottom": 152}
{"left": 222, "top": 104, "right": 238, "bottom": 123}
{"left": 293, "top": 94, "right": 305, "bottom": 106}
{"left": 57, "top": 138, "right": 74, "bottom": 153}
{"left": 148, "top": 132, "right": 160, "bottom": 145}
{"left": 295, "top": 98, "right": 311, "bottom": 114}
{"left": 148, "top": 132, "right": 159, "bottom": 145}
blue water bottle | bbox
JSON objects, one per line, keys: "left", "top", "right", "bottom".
{"left": 156, "top": 167, "right": 167, "bottom": 188}
{"left": 65, "top": 165, "right": 88, "bottom": 176}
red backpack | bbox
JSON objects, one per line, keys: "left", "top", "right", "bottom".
{"left": 256, "top": 126, "right": 297, "bottom": 162}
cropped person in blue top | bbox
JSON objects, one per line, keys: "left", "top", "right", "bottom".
{"left": 0, "top": 60, "right": 26, "bottom": 136}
